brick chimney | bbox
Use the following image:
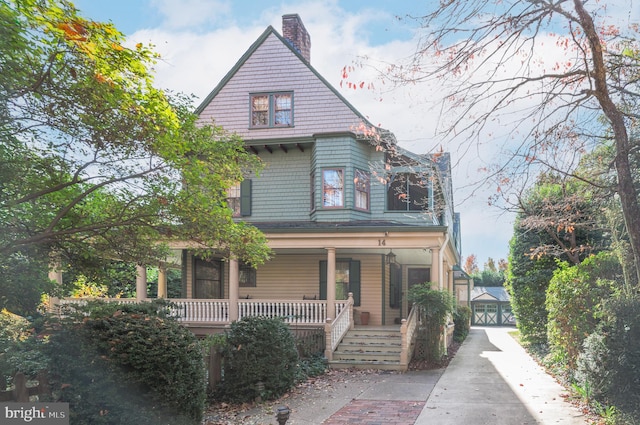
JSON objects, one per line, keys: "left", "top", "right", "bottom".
{"left": 282, "top": 14, "right": 311, "bottom": 62}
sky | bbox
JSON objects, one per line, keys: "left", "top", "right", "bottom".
{"left": 68, "top": 0, "right": 638, "bottom": 269}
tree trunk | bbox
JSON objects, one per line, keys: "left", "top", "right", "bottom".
{"left": 575, "top": 0, "right": 640, "bottom": 285}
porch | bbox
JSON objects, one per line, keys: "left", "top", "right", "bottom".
{"left": 52, "top": 294, "right": 424, "bottom": 371}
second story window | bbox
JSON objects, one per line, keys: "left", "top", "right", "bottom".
{"left": 387, "top": 173, "right": 429, "bottom": 211}
{"left": 323, "top": 169, "right": 343, "bottom": 208}
{"left": 354, "top": 169, "right": 370, "bottom": 211}
{"left": 226, "top": 182, "right": 241, "bottom": 217}
{"left": 226, "top": 180, "right": 252, "bottom": 217}
{"left": 250, "top": 92, "right": 293, "bottom": 128}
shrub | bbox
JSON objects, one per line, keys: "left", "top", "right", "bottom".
{"left": 0, "top": 310, "right": 50, "bottom": 389}
{"left": 576, "top": 294, "right": 640, "bottom": 422}
{"left": 45, "top": 301, "right": 206, "bottom": 424}
{"left": 453, "top": 306, "right": 471, "bottom": 343}
{"left": 546, "top": 252, "right": 621, "bottom": 368}
{"left": 295, "top": 354, "right": 328, "bottom": 383}
{"left": 575, "top": 331, "right": 612, "bottom": 403}
{"left": 221, "top": 316, "right": 299, "bottom": 403}
{"left": 408, "top": 285, "right": 454, "bottom": 362}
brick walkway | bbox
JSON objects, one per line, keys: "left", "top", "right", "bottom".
{"left": 323, "top": 399, "right": 425, "bottom": 424}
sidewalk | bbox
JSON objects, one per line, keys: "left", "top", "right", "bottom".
{"left": 415, "top": 327, "right": 588, "bottom": 424}
{"left": 207, "top": 327, "right": 590, "bottom": 424}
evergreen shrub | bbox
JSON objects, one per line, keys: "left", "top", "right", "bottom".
{"left": 220, "top": 316, "right": 299, "bottom": 402}
{"left": 546, "top": 252, "right": 620, "bottom": 368}
{"left": 453, "top": 306, "right": 471, "bottom": 343}
{"left": 46, "top": 301, "right": 206, "bottom": 424}
{"left": 576, "top": 295, "right": 640, "bottom": 422}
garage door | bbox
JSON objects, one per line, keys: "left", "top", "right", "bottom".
{"left": 473, "top": 303, "right": 498, "bottom": 325}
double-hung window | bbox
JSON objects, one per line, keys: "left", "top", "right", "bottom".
{"left": 226, "top": 180, "right": 252, "bottom": 217}
{"left": 354, "top": 169, "right": 370, "bottom": 211}
{"left": 239, "top": 261, "right": 257, "bottom": 287}
{"left": 322, "top": 168, "right": 344, "bottom": 208}
{"left": 226, "top": 183, "right": 241, "bottom": 217}
{"left": 250, "top": 92, "right": 293, "bottom": 128}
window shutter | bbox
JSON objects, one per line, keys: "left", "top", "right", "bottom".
{"left": 319, "top": 260, "right": 327, "bottom": 300}
{"left": 240, "top": 179, "right": 252, "bottom": 216}
{"left": 349, "top": 260, "right": 361, "bottom": 307}
{"left": 389, "top": 264, "right": 401, "bottom": 308}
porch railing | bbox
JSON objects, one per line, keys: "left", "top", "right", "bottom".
{"left": 324, "top": 294, "right": 354, "bottom": 361}
{"left": 52, "top": 297, "right": 329, "bottom": 326}
{"left": 400, "top": 304, "right": 423, "bottom": 366}
{"left": 238, "top": 299, "right": 327, "bottom": 324}
{"left": 170, "top": 299, "right": 230, "bottom": 323}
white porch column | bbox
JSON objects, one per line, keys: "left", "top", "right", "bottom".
{"left": 326, "top": 248, "right": 336, "bottom": 319}
{"left": 157, "top": 262, "right": 167, "bottom": 298}
{"left": 229, "top": 258, "right": 239, "bottom": 322}
{"left": 48, "top": 269, "right": 63, "bottom": 285}
{"left": 136, "top": 265, "right": 147, "bottom": 302}
{"left": 431, "top": 249, "right": 441, "bottom": 289}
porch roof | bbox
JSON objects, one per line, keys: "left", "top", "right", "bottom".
{"left": 250, "top": 220, "right": 448, "bottom": 233}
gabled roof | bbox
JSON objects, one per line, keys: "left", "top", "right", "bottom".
{"left": 470, "top": 286, "right": 511, "bottom": 302}
{"left": 194, "top": 25, "right": 376, "bottom": 132}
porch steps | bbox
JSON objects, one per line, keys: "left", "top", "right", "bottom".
{"left": 329, "top": 327, "right": 405, "bottom": 371}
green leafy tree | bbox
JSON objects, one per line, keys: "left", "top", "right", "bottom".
{"left": 0, "top": 0, "right": 270, "bottom": 314}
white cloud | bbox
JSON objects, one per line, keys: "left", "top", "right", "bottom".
{"left": 149, "top": 0, "right": 232, "bottom": 29}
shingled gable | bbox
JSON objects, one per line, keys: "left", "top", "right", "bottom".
{"left": 194, "top": 18, "right": 382, "bottom": 140}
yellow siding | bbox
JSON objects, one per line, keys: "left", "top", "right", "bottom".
{"left": 231, "top": 254, "right": 321, "bottom": 300}
{"left": 356, "top": 255, "right": 382, "bottom": 326}
{"left": 186, "top": 252, "right": 396, "bottom": 325}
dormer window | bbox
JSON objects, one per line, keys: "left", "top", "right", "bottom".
{"left": 250, "top": 92, "right": 293, "bottom": 128}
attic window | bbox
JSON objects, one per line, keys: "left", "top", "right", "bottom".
{"left": 250, "top": 92, "right": 293, "bottom": 128}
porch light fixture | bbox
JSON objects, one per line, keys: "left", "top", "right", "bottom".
{"left": 386, "top": 250, "right": 397, "bottom": 265}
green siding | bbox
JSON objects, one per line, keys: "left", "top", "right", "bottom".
{"left": 249, "top": 148, "right": 311, "bottom": 221}
{"left": 241, "top": 135, "right": 445, "bottom": 227}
